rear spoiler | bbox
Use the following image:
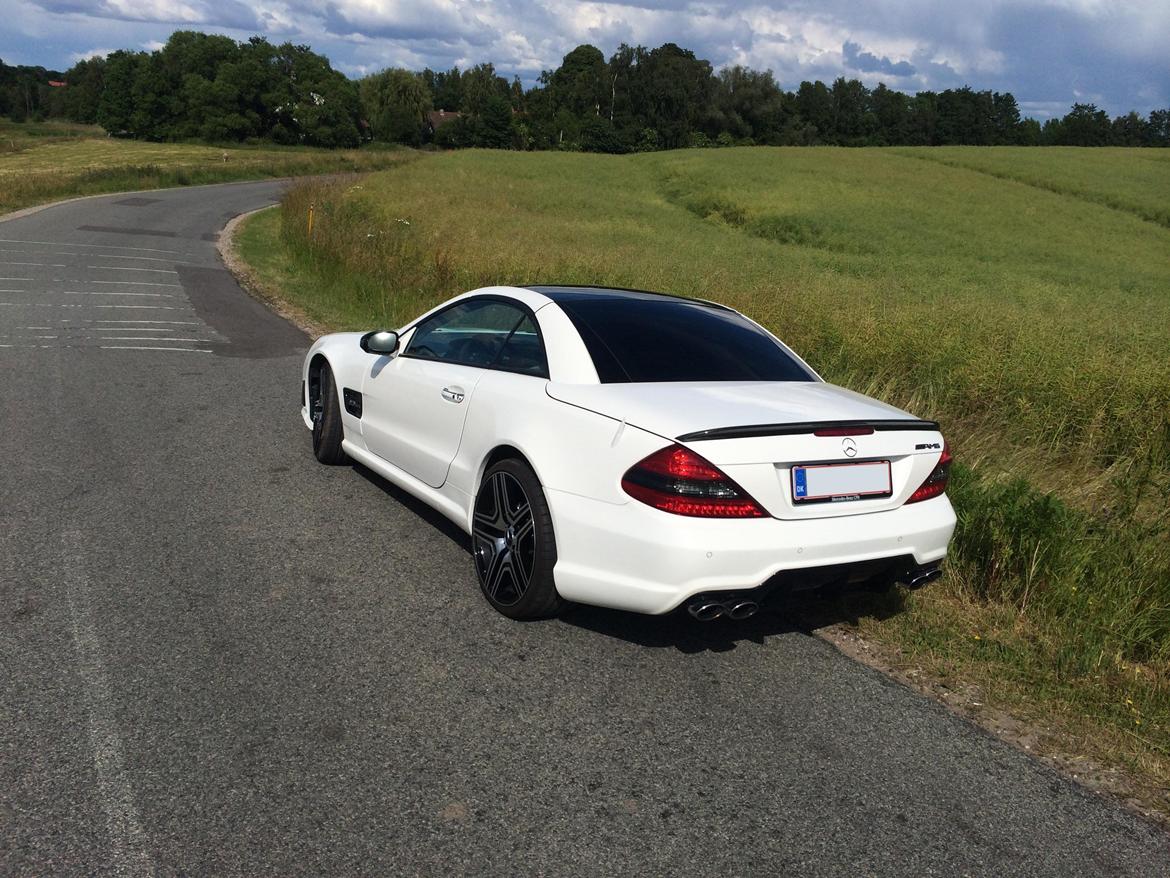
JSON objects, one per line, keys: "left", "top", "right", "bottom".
{"left": 677, "top": 419, "right": 940, "bottom": 442}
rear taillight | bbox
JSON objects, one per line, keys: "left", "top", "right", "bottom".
{"left": 906, "top": 442, "right": 952, "bottom": 504}
{"left": 621, "top": 445, "right": 767, "bottom": 518}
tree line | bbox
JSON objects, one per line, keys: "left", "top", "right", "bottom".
{"left": 1, "top": 33, "right": 361, "bottom": 146}
{"left": 3, "top": 32, "right": 1168, "bottom": 151}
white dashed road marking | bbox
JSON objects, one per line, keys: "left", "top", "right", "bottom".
{"left": 65, "top": 291, "right": 176, "bottom": 298}
{"left": 100, "top": 345, "right": 212, "bottom": 353}
{"left": 93, "top": 305, "right": 184, "bottom": 310}
{"left": 93, "top": 319, "right": 202, "bottom": 325}
{"left": 0, "top": 237, "right": 182, "bottom": 255}
{"left": 87, "top": 266, "right": 179, "bottom": 275}
{"left": 90, "top": 281, "right": 182, "bottom": 288}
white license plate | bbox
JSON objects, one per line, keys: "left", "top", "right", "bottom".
{"left": 791, "top": 461, "right": 892, "bottom": 503}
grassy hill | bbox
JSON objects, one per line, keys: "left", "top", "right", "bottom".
{"left": 237, "top": 146, "right": 1170, "bottom": 805}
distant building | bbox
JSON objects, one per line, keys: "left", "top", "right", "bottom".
{"left": 47, "top": 80, "right": 66, "bottom": 87}
{"left": 427, "top": 110, "right": 460, "bottom": 135}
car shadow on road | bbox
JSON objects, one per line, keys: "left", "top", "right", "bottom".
{"left": 560, "top": 588, "right": 908, "bottom": 655}
{"left": 352, "top": 463, "right": 471, "bottom": 550}
{"left": 351, "top": 461, "right": 909, "bottom": 655}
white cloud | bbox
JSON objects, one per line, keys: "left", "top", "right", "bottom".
{"left": 70, "top": 46, "right": 119, "bottom": 61}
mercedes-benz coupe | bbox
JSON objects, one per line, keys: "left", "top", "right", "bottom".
{"left": 301, "top": 285, "right": 956, "bottom": 621}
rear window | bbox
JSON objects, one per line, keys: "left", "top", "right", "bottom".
{"left": 557, "top": 298, "right": 816, "bottom": 383}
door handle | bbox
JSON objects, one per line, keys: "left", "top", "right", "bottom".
{"left": 440, "top": 386, "right": 465, "bottom": 404}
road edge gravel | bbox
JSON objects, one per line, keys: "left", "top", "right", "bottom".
{"left": 816, "top": 623, "right": 1170, "bottom": 830}
{"left": 217, "top": 205, "right": 329, "bottom": 341}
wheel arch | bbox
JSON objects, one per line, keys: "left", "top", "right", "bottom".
{"left": 477, "top": 444, "right": 537, "bottom": 489}
{"left": 307, "top": 352, "right": 330, "bottom": 410}
{"left": 471, "top": 444, "right": 551, "bottom": 527}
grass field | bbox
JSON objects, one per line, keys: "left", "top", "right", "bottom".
{"left": 0, "top": 119, "right": 418, "bottom": 214}
{"left": 236, "top": 146, "right": 1170, "bottom": 808}
{"left": 893, "top": 146, "right": 1170, "bottom": 228}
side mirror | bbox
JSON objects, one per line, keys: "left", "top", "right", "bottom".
{"left": 360, "top": 329, "right": 400, "bottom": 356}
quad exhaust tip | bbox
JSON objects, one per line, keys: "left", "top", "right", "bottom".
{"left": 686, "top": 598, "right": 759, "bottom": 622}
{"left": 688, "top": 601, "right": 725, "bottom": 622}
{"left": 905, "top": 566, "right": 943, "bottom": 589}
{"left": 727, "top": 601, "right": 759, "bottom": 621}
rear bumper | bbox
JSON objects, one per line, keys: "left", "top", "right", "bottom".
{"left": 547, "top": 490, "right": 956, "bottom": 615}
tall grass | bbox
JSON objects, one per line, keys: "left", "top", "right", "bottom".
{"left": 893, "top": 146, "right": 1170, "bottom": 229}
{"left": 258, "top": 149, "right": 1169, "bottom": 765}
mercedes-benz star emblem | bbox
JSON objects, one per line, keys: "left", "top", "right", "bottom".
{"left": 842, "top": 437, "right": 858, "bottom": 457}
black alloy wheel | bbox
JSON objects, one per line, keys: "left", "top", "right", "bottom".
{"left": 472, "top": 459, "right": 563, "bottom": 619}
{"left": 311, "top": 363, "right": 347, "bottom": 465}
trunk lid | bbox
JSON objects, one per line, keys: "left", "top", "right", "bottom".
{"left": 546, "top": 381, "right": 946, "bottom": 520}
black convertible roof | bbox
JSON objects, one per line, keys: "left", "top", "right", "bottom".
{"left": 524, "top": 285, "right": 734, "bottom": 312}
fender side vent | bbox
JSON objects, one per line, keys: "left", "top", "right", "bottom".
{"left": 343, "top": 388, "right": 363, "bottom": 418}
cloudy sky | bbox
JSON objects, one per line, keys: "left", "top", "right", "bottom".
{"left": 1, "top": 0, "right": 1167, "bottom": 118}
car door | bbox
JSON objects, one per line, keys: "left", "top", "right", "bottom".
{"left": 360, "top": 298, "right": 534, "bottom": 488}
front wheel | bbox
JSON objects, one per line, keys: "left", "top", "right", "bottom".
{"left": 472, "top": 459, "right": 564, "bottom": 620}
{"left": 311, "top": 363, "right": 347, "bottom": 465}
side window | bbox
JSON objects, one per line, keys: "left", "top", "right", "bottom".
{"left": 495, "top": 314, "right": 549, "bottom": 377}
{"left": 406, "top": 299, "right": 526, "bottom": 367}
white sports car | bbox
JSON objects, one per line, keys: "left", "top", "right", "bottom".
{"left": 301, "top": 285, "right": 956, "bottom": 621}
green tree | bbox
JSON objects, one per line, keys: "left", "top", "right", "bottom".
{"left": 870, "top": 83, "right": 910, "bottom": 145}
{"left": 1146, "top": 109, "right": 1170, "bottom": 146}
{"left": 360, "top": 68, "right": 431, "bottom": 144}
{"left": 578, "top": 116, "right": 623, "bottom": 153}
{"left": 548, "top": 45, "right": 606, "bottom": 119}
{"left": 1060, "top": 103, "right": 1111, "bottom": 145}
{"left": 1110, "top": 111, "right": 1147, "bottom": 146}
{"left": 991, "top": 92, "right": 1022, "bottom": 144}
{"left": 711, "top": 66, "right": 786, "bottom": 142}
{"left": 1040, "top": 117, "right": 1065, "bottom": 145}
{"left": 61, "top": 56, "right": 105, "bottom": 123}
{"left": 1017, "top": 117, "right": 1042, "bottom": 145}
{"left": 907, "top": 91, "right": 939, "bottom": 144}
{"left": 267, "top": 42, "right": 361, "bottom": 147}
{"left": 128, "top": 53, "right": 171, "bottom": 139}
{"left": 935, "top": 87, "right": 995, "bottom": 145}
{"left": 421, "top": 67, "right": 463, "bottom": 112}
{"left": 478, "top": 95, "right": 515, "bottom": 148}
{"left": 638, "top": 43, "right": 712, "bottom": 149}
{"left": 460, "top": 63, "right": 509, "bottom": 114}
{"left": 96, "top": 50, "right": 142, "bottom": 134}
{"left": 795, "top": 80, "right": 833, "bottom": 143}
{"left": 830, "top": 77, "right": 870, "bottom": 144}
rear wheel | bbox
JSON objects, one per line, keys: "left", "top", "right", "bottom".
{"left": 472, "top": 459, "right": 563, "bottom": 619}
{"left": 311, "top": 363, "right": 347, "bottom": 465}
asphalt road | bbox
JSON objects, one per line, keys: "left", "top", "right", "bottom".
{"left": 1, "top": 182, "right": 1167, "bottom": 877}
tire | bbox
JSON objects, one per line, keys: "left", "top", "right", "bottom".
{"left": 311, "top": 363, "right": 347, "bottom": 465}
{"left": 472, "top": 458, "right": 564, "bottom": 620}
